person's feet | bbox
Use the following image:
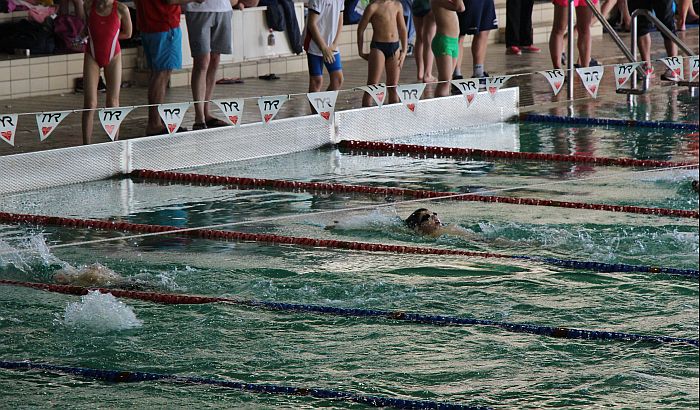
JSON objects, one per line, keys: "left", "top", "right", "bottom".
{"left": 521, "top": 45, "right": 541, "bottom": 53}
{"left": 506, "top": 46, "right": 522, "bottom": 55}
{"left": 423, "top": 75, "right": 437, "bottom": 83}
{"left": 661, "top": 68, "right": 680, "bottom": 82}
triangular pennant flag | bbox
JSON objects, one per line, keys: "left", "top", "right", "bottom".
{"left": 539, "top": 69, "right": 566, "bottom": 96}
{"left": 613, "top": 62, "right": 642, "bottom": 89}
{"left": 35, "top": 111, "right": 70, "bottom": 141}
{"left": 450, "top": 78, "right": 480, "bottom": 106}
{"left": 576, "top": 66, "right": 605, "bottom": 98}
{"left": 213, "top": 98, "right": 244, "bottom": 126}
{"left": 358, "top": 83, "right": 387, "bottom": 107}
{"left": 257, "top": 95, "right": 288, "bottom": 124}
{"left": 486, "top": 75, "right": 512, "bottom": 97}
{"left": 687, "top": 55, "right": 698, "bottom": 82}
{"left": 659, "top": 56, "right": 684, "bottom": 81}
{"left": 0, "top": 114, "right": 18, "bottom": 147}
{"left": 307, "top": 90, "right": 338, "bottom": 121}
{"left": 396, "top": 83, "right": 426, "bottom": 113}
{"left": 98, "top": 106, "right": 134, "bottom": 141}
{"left": 157, "top": 102, "right": 190, "bottom": 135}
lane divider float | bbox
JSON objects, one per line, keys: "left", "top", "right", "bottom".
{"left": 519, "top": 113, "right": 700, "bottom": 131}
{"left": 1, "top": 280, "right": 697, "bottom": 347}
{"left": 0, "top": 360, "right": 484, "bottom": 410}
{"left": 337, "top": 140, "right": 698, "bottom": 168}
{"left": 131, "top": 169, "right": 699, "bottom": 219}
{"left": 1, "top": 211, "right": 698, "bottom": 278}
{"left": 0, "top": 211, "right": 697, "bottom": 277}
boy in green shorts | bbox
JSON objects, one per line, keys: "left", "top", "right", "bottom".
{"left": 430, "top": 0, "right": 465, "bottom": 97}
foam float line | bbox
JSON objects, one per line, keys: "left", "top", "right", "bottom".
{"left": 0, "top": 211, "right": 697, "bottom": 278}
{"left": 131, "top": 169, "right": 699, "bottom": 219}
{"left": 1, "top": 280, "right": 697, "bottom": 347}
{"left": 0, "top": 360, "right": 484, "bottom": 409}
{"left": 519, "top": 113, "right": 700, "bottom": 130}
{"left": 337, "top": 140, "right": 698, "bottom": 168}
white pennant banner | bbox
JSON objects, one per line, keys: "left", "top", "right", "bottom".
{"left": 613, "top": 62, "right": 642, "bottom": 89}
{"left": 307, "top": 91, "right": 338, "bottom": 121}
{"left": 359, "top": 83, "right": 387, "bottom": 107}
{"left": 539, "top": 69, "right": 566, "bottom": 96}
{"left": 213, "top": 98, "right": 244, "bottom": 126}
{"left": 576, "top": 66, "right": 604, "bottom": 98}
{"left": 450, "top": 78, "right": 479, "bottom": 106}
{"left": 396, "top": 83, "right": 426, "bottom": 113}
{"left": 689, "top": 55, "right": 699, "bottom": 82}
{"left": 158, "top": 102, "right": 190, "bottom": 135}
{"left": 0, "top": 114, "right": 18, "bottom": 146}
{"left": 98, "top": 107, "right": 134, "bottom": 141}
{"left": 35, "top": 111, "right": 70, "bottom": 141}
{"left": 486, "top": 76, "right": 512, "bottom": 96}
{"left": 257, "top": 95, "right": 288, "bottom": 124}
{"left": 659, "top": 56, "right": 684, "bottom": 81}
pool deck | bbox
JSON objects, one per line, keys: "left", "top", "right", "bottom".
{"left": 0, "top": 28, "right": 697, "bottom": 156}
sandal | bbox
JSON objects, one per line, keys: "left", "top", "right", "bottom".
{"left": 205, "top": 118, "right": 228, "bottom": 128}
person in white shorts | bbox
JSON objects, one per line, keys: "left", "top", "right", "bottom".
{"left": 185, "top": 0, "right": 234, "bottom": 129}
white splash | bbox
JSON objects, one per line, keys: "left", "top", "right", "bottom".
{"left": 60, "top": 290, "right": 142, "bottom": 333}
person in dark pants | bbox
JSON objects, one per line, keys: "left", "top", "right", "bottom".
{"left": 505, "top": 0, "right": 540, "bottom": 55}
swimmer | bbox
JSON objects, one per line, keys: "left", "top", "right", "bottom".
{"left": 53, "top": 263, "right": 129, "bottom": 288}
{"left": 404, "top": 207, "right": 471, "bottom": 237}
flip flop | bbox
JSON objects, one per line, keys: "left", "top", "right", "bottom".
{"left": 258, "top": 74, "right": 280, "bottom": 80}
{"left": 216, "top": 77, "right": 244, "bottom": 84}
{"left": 205, "top": 118, "right": 228, "bottom": 128}
{"left": 146, "top": 126, "right": 188, "bottom": 137}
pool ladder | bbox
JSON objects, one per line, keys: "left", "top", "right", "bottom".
{"left": 564, "top": 0, "right": 698, "bottom": 99}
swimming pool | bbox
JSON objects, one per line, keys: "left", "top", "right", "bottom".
{"left": 1, "top": 89, "right": 698, "bottom": 408}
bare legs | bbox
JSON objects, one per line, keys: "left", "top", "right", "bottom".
{"left": 362, "top": 48, "right": 402, "bottom": 106}
{"left": 81, "top": 53, "right": 121, "bottom": 145}
{"left": 191, "top": 52, "right": 222, "bottom": 125}
{"left": 549, "top": 4, "right": 593, "bottom": 69}
{"left": 413, "top": 12, "right": 437, "bottom": 82}
{"left": 146, "top": 70, "right": 172, "bottom": 135}
{"left": 435, "top": 54, "right": 455, "bottom": 97}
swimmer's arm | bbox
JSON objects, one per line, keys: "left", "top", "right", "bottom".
{"left": 396, "top": 4, "right": 408, "bottom": 68}
{"left": 117, "top": 3, "right": 132, "bottom": 40}
{"left": 357, "top": 4, "right": 375, "bottom": 60}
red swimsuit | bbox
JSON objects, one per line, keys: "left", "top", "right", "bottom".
{"left": 87, "top": 1, "right": 121, "bottom": 68}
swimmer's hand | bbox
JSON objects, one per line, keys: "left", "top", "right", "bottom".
{"left": 322, "top": 45, "right": 336, "bottom": 64}
{"left": 397, "top": 51, "right": 407, "bottom": 69}
{"left": 360, "top": 51, "right": 369, "bottom": 61}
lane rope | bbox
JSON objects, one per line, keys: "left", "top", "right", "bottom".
{"left": 0, "top": 360, "right": 484, "bottom": 409}
{"left": 519, "top": 113, "right": 700, "bottom": 130}
{"left": 337, "top": 140, "right": 699, "bottom": 169}
{"left": 0, "top": 211, "right": 697, "bottom": 278}
{"left": 1, "top": 280, "right": 697, "bottom": 347}
{"left": 132, "top": 169, "right": 700, "bottom": 219}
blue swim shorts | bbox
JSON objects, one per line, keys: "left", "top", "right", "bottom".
{"left": 307, "top": 52, "right": 342, "bottom": 77}
{"left": 141, "top": 28, "right": 183, "bottom": 71}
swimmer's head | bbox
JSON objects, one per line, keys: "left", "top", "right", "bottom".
{"left": 405, "top": 208, "right": 442, "bottom": 235}
{"left": 53, "top": 272, "right": 70, "bottom": 284}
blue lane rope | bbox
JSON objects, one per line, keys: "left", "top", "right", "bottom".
{"left": 0, "top": 360, "right": 487, "bottom": 410}
{"left": 520, "top": 113, "right": 700, "bottom": 130}
{"left": 1, "top": 280, "right": 698, "bottom": 347}
{"left": 240, "top": 300, "right": 699, "bottom": 347}
{"left": 518, "top": 256, "right": 699, "bottom": 278}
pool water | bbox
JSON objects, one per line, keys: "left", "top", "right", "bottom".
{"left": 0, "top": 93, "right": 698, "bottom": 408}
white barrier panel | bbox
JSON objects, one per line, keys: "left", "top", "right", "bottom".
{"left": 334, "top": 87, "right": 519, "bottom": 143}
{"left": 0, "top": 88, "right": 519, "bottom": 195}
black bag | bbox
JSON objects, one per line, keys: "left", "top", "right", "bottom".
{"left": 3, "top": 19, "right": 56, "bottom": 55}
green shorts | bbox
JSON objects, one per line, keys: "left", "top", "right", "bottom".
{"left": 431, "top": 33, "right": 459, "bottom": 58}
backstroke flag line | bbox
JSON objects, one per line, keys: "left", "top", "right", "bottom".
{"left": 539, "top": 69, "right": 566, "bottom": 96}
{"left": 0, "top": 114, "right": 18, "bottom": 147}
{"left": 99, "top": 107, "right": 135, "bottom": 141}
{"left": 359, "top": 83, "right": 387, "bottom": 108}
{"left": 157, "top": 102, "right": 190, "bottom": 135}
{"left": 213, "top": 98, "right": 245, "bottom": 126}
{"left": 396, "top": 83, "right": 426, "bottom": 113}
{"left": 36, "top": 111, "right": 70, "bottom": 141}
{"left": 307, "top": 91, "right": 338, "bottom": 121}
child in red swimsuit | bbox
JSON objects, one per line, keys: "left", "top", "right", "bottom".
{"left": 82, "top": 0, "right": 131, "bottom": 145}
